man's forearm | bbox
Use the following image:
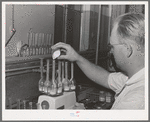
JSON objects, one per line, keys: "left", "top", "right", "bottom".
{"left": 76, "top": 54, "right": 110, "bottom": 89}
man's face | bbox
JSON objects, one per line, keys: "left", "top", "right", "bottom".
{"left": 109, "top": 25, "right": 127, "bottom": 70}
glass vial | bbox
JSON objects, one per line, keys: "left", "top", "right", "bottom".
{"left": 99, "top": 91, "right": 106, "bottom": 104}
{"left": 63, "top": 61, "right": 70, "bottom": 91}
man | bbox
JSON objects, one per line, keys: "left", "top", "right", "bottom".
{"left": 51, "top": 13, "right": 145, "bottom": 109}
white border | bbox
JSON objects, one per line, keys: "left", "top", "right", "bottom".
{"left": 2, "top": 1, "right": 149, "bottom": 120}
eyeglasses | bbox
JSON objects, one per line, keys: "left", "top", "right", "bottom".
{"left": 107, "top": 43, "right": 125, "bottom": 51}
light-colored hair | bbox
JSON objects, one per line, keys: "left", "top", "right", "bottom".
{"left": 113, "top": 13, "right": 145, "bottom": 47}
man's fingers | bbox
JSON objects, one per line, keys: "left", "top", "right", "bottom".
{"left": 51, "top": 42, "right": 69, "bottom": 50}
{"left": 57, "top": 55, "right": 67, "bottom": 60}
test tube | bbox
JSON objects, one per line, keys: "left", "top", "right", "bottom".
{"left": 35, "top": 33, "right": 39, "bottom": 55}
{"left": 39, "top": 58, "right": 44, "bottom": 92}
{"left": 57, "top": 60, "right": 63, "bottom": 94}
{"left": 41, "top": 33, "right": 44, "bottom": 55}
{"left": 64, "top": 61, "right": 69, "bottom": 91}
{"left": 51, "top": 34, "right": 54, "bottom": 46}
{"left": 38, "top": 33, "right": 42, "bottom": 55}
{"left": 44, "top": 59, "right": 50, "bottom": 94}
{"left": 32, "top": 33, "right": 36, "bottom": 56}
{"left": 46, "top": 34, "right": 49, "bottom": 54}
{"left": 62, "top": 61, "right": 65, "bottom": 82}
{"left": 50, "top": 59, "right": 57, "bottom": 95}
{"left": 48, "top": 34, "right": 52, "bottom": 54}
{"left": 25, "top": 32, "right": 30, "bottom": 56}
{"left": 29, "top": 33, "right": 33, "bottom": 56}
{"left": 70, "top": 62, "right": 76, "bottom": 90}
{"left": 43, "top": 34, "right": 47, "bottom": 55}
{"left": 52, "top": 60, "right": 55, "bottom": 84}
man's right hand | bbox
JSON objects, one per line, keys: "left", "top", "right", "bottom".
{"left": 51, "top": 42, "right": 80, "bottom": 62}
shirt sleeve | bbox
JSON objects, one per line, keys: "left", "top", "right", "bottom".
{"left": 108, "top": 72, "right": 128, "bottom": 94}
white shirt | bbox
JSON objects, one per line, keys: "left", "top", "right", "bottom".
{"left": 108, "top": 68, "right": 145, "bottom": 109}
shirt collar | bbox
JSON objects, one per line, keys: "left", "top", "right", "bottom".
{"left": 125, "top": 68, "right": 145, "bottom": 86}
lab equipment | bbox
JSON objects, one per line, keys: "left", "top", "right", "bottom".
{"left": 32, "top": 33, "right": 36, "bottom": 56}
{"left": 48, "top": 59, "right": 57, "bottom": 96}
{"left": 69, "top": 62, "right": 76, "bottom": 91}
{"left": 35, "top": 33, "right": 39, "bottom": 55}
{"left": 38, "top": 58, "right": 45, "bottom": 92}
{"left": 57, "top": 61, "right": 63, "bottom": 94}
{"left": 38, "top": 91, "right": 76, "bottom": 109}
{"left": 63, "top": 61, "right": 70, "bottom": 92}
{"left": 43, "top": 59, "right": 51, "bottom": 94}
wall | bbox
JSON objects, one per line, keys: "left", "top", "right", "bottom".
{"left": 6, "top": 4, "right": 55, "bottom": 57}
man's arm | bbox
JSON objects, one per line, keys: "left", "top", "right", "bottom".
{"left": 76, "top": 54, "right": 110, "bottom": 89}
{"left": 51, "top": 42, "right": 111, "bottom": 89}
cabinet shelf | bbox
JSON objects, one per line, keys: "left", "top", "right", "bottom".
{"left": 6, "top": 54, "right": 52, "bottom": 64}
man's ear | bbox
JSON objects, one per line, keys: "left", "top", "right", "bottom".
{"left": 126, "top": 44, "right": 133, "bottom": 58}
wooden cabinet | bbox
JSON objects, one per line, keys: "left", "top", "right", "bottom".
{"left": 54, "top": 5, "right": 81, "bottom": 51}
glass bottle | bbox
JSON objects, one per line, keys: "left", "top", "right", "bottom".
{"left": 44, "top": 59, "right": 51, "bottom": 94}
{"left": 23, "top": 100, "right": 27, "bottom": 109}
{"left": 20, "top": 44, "right": 27, "bottom": 57}
{"left": 106, "top": 92, "right": 112, "bottom": 103}
{"left": 48, "top": 59, "right": 57, "bottom": 96}
{"left": 99, "top": 91, "right": 106, "bottom": 104}
{"left": 39, "top": 58, "right": 45, "bottom": 92}
{"left": 63, "top": 61, "right": 70, "bottom": 92}
{"left": 70, "top": 62, "right": 76, "bottom": 91}
{"left": 57, "top": 61, "right": 63, "bottom": 94}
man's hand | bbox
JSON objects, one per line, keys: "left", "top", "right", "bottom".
{"left": 51, "top": 42, "right": 80, "bottom": 62}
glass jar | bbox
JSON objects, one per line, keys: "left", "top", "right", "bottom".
{"left": 106, "top": 92, "right": 112, "bottom": 103}
{"left": 99, "top": 91, "right": 106, "bottom": 103}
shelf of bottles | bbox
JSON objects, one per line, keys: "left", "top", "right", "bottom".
{"left": 38, "top": 58, "right": 76, "bottom": 97}
{"left": 6, "top": 32, "right": 53, "bottom": 62}
{"left": 7, "top": 97, "right": 41, "bottom": 109}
